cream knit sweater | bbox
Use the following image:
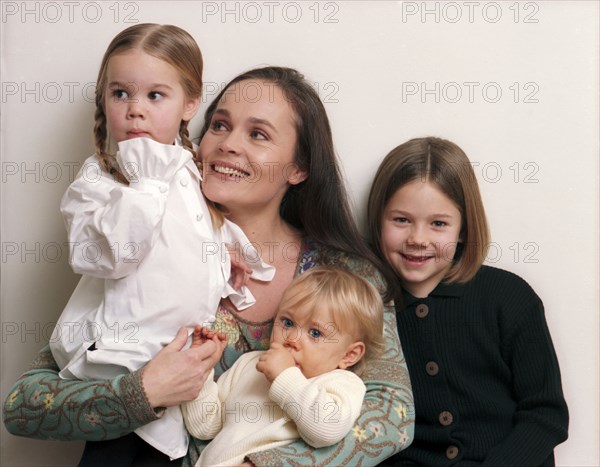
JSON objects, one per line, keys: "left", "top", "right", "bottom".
{"left": 182, "top": 351, "right": 366, "bottom": 466}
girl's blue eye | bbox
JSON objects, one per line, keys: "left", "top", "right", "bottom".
{"left": 282, "top": 318, "right": 293, "bottom": 328}
{"left": 394, "top": 217, "right": 409, "bottom": 223}
{"left": 433, "top": 221, "right": 447, "bottom": 227}
{"left": 308, "top": 328, "right": 321, "bottom": 339}
{"left": 148, "top": 91, "right": 163, "bottom": 100}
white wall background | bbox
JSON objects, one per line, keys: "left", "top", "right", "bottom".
{"left": 1, "top": 1, "right": 598, "bottom": 466}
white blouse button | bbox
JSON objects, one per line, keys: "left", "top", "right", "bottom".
{"left": 180, "top": 177, "right": 189, "bottom": 187}
{"left": 196, "top": 213, "right": 203, "bottom": 221}
{"left": 159, "top": 185, "right": 168, "bottom": 194}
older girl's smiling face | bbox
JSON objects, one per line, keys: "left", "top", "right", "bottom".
{"left": 199, "top": 80, "right": 306, "bottom": 218}
{"left": 381, "top": 180, "right": 462, "bottom": 298}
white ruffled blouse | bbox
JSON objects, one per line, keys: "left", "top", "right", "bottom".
{"left": 49, "top": 137, "right": 274, "bottom": 459}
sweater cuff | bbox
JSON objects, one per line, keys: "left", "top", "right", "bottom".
{"left": 119, "top": 368, "right": 163, "bottom": 426}
{"left": 29, "top": 345, "right": 60, "bottom": 371}
{"left": 269, "top": 366, "right": 306, "bottom": 406}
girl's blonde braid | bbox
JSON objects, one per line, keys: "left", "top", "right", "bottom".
{"left": 93, "top": 105, "right": 128, "bottom": 185}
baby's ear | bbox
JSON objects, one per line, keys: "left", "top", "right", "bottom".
{"left": 338, "top": 342, "right": 366, "bottom": 370}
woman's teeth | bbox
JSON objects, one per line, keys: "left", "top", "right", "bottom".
{"left": 213, "top": 165, "right": 248, "bottom": 178}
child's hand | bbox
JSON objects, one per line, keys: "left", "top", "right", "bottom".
{"left": 190, "top": 325, "right": 227, "bottom": 366}
{"left": 255, "top": 342, "right": 296, "bottom": 383}
{"left": 226, "top": 243, "right": 252, "bottom": 290}
{"left": 190, "top": 325, "right": 209, "bottom": 348}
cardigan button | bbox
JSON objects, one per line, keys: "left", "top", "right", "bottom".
{"left": 415, "top": 304, "right": 429, "bottom": 318}
{"left": 446, "top": 445, "right": 459, "bottom": 460}
{"left": 439, "top": 411, "right": 453, "bottom": 426}
{"left": 426, "top": 361, "right": 439, "bottom": 376}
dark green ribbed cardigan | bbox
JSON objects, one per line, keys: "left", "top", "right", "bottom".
{"left": 384, "top": 265, "right": 568, "bottom": 466}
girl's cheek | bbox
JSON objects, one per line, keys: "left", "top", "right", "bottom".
{"left": 380, "top": 230, "right": 395, "bottom": 256}
{"left": 382, "top": 247, "right": 392, "bottom": 264}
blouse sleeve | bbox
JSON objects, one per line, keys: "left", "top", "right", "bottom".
{"left": 246, "top": 255, "right": 415, "bottom": 466}
{"left": 61, "top": 139, "right": 190, "bottom": 280}
{"left": 3, "top": 345, "right": 160, "bottom": 441}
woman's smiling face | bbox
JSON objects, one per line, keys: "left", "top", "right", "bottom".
{"left": 198, "top": 80, "right": 306, "bottom": 217}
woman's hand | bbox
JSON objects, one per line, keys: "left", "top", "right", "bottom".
{"left": 141, "top": 327, "right": 221, "bottom": 408}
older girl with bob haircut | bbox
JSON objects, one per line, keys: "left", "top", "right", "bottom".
{"left": 368, "top": 137, "right": 568, "bottom": 466}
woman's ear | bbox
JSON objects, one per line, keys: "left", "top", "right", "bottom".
{"left": 183, "top": 96, "right": 201, "bottom": 122}
{"left": 337, "top": 341, "right": 366, "bottom": 370}
{"left": 285, "top": 163, "right": 308, "bottom": 186}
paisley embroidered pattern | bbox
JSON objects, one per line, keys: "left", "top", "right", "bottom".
{"left": 3, "top": 350, "right": 158, "bottom": 441}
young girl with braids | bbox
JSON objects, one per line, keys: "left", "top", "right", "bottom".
{"left": 48, "top": 24, "right": 273, "bottom": 463}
